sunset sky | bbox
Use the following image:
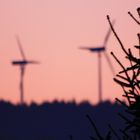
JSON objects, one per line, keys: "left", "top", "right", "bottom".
{"left": 0, "top": 0, "right": 139, "bottom": 105}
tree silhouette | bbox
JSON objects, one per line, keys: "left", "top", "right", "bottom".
{"left": 107, "top": 7, "right": 140, "bottom": 139}
{"left": 86, "top": 7, "right": 140, "bottom": 140}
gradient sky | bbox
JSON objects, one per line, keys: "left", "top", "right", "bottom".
{"left": 0, "top": 0, "right": 139, "bottom": 104}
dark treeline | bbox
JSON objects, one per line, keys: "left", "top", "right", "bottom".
{"left": 0, "top": 100, "right": 126, "bottom": 140}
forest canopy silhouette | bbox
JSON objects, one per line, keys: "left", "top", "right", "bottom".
{"left": 0, "top": 100, "right": 124, "bottom": 140}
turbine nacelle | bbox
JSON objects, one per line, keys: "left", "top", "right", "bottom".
{"left": 79, "top": 47, "right": 105, "bottom": 52}
{"left": 12, "top": 60, "right": 40, "bottom": 65}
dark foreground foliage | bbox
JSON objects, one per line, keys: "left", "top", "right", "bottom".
{"left": 87, "top": 7, "right": 140, "bottom": 140}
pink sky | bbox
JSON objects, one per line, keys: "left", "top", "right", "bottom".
{"left": 0, "top": 0, "right": 139, "bottom": 104}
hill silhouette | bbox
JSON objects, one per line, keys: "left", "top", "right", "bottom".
{"left": 0, "top": 100, "right": 126, "bottom": 140}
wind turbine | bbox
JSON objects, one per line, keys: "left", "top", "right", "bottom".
{"left": 79, "top": 21, "right": 115, "bottom": 103}
{"left": 12, "top": 35, "right": 39, "bottom": 105}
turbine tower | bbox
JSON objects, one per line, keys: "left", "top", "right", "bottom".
{"left": 79, "top": 21, "right": 115, "bottom": 103}
{"left": 12, "top": 35, "right": 39, "bottom": 105}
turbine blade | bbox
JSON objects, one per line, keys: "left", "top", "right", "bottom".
{"left": 103, "top": 52, "right": 115, "bottom": 75}
{"left": 15, "top": 35, "right": 26, "bottom": 60}
{"left": 103, "top": 20, "right": 115, "bottom": 47}
{"left": 79, "top": 46, "right": 91, "bottom": 50}
{"left": 79, "top": 46, "right": 101, "bottom": 52}
{"left": 28, "top": 61, "right": 40, "bottom": 64}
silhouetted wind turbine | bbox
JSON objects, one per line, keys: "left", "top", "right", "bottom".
{"left": 79, "top": 21, "right": 115, "bottom": 103}
{"left": 12, "top": 35, "right": 39, "bottom": 105}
